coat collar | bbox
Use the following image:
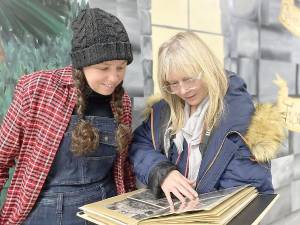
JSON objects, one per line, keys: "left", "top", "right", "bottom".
{"left": 53, "top": 65, "right": 74, "bottom": 86}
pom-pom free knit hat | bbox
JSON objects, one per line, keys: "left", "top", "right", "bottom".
{"left": 71, "top": 8, "right": 133, "bottom": 69}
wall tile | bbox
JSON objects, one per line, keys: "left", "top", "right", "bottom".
{"left": 291, "top": 40, "right": 300, "bottom": 63}
{"left": 259, "top": 60, "right": 296, "bottom": 102}
{"left": 123, "top": 51, "right": 143, "bottom": 97}
{"left": 271, "top": 155, "right": 294, "bottom": 189}
{"left": 224, "top": 58, "right": 238, "bottom": 74}
{"left": 195, "top": 32, "right": 224, "bottom": 64}
{"left": 260, "top": 28, "right": 293, "bottom": 62}
{"left": 89, "top": 0, "right": 117, "bottom": 14}
{"left": 277, "top": 135, "right": 290, "bottom": 158}
{"left": 190, "top": 0, "right": 222, "bottom": 33}
{"left": 238, "top": 57, "right": 257, "bottom": 95}
{"left": 138, "top": 0, "right": 151, "bottom": 10}
{"left": 293, "top": 154, "right": 300, "bottom": 180}
{"left": 261, "top": 0, "right": 282, "bottom": 27}
{"left": 132, "top": 97, "right": 147, "bottom": 130}
{"left": 141, "top": 35, "right": 152, "bottom": 60}
{"left": 152, "top": 0, "right": 188, "bottom": 28}
{"left": 283, "top": 210, "right": 300, "bottom": 225}
{"left": 139, "top": 10, "right": 152, "bottom": 35}
{"left": 297, "top": 64, "right": 300, "bottom": 95}
{"left": 142, "top": 59, "right": 153, "bottom": 96}
{"left": 269, "top": 210, "right": 300, "bottom": 225}
{"left": 260, "top": 185, "right": 291, "bottom": 225}
{"left": 236, "top": 21, "right": 259, "bottom": 58}
{"left": 291, "top": 132, "right": 300, "bottom": 155}
{"left": 291, "top": 180, "right": 300, "bottom": 212}
{"left": 226, "top": 0, "right": 259, "bottom": 20}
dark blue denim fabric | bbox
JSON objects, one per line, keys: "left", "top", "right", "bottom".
{"left": 23, "top": 115, "right": 118, "bottom": 225}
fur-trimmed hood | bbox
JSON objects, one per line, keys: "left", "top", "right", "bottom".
{"left": 143, "top": 95, "right": 286, "bottom": 163}
{"left": 245, "top": 103, "right": 286, "bottom": 162}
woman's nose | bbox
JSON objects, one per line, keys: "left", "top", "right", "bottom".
{"left": 178, "top": 84, "right": 189, "bottom": 95}
{"left": 108, "top": 70, "right": 120, "bottom": 83}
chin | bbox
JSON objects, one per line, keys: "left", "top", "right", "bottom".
{"left": 188, "top": 99, "right": 202, "bottom": 107}
{"left": 187, "top": 98, "right": 197, "bottom": 105}
{"left": 96, "top": 89, "right": 114, "bottom": 95}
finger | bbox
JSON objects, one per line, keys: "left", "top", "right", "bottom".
{"left": 169, "top": 203, "right": 175, "bottom": 213}
{"left": 176, "top": 176, "right": 198, "bottom": 195}
{"left": 162, "top": 171, "right": 197, "bottom": 201}
{"left": 187, "top": 179, "right": 197, "bottom": 188}
{"left": 164, "top": 191, "right": 174, "bottom": 207}
{"left": 172, "top": 188, "right": 186, "bottom": 204}
{"left": 177, "top": 201, "right": 187, "bottom": 213}
{"left": 186, "top": 198, "right": 199, "bottom": 210}
{"left": 176, "top": 183, "right": 197, "bottom": 201}
{"left": 187, "top": 183, "right": 198, "bottom": 198}
{"left": 177, "top": 179, "right": 198, "bottom": 199}
{"left": 187, "top": 179, "right": 196, "bottom": 184}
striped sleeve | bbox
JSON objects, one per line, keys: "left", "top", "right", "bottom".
{"left": 0, "top": 76, "right": 28, "bottom": 190}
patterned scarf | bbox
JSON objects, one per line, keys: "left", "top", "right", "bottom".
{"left": 168, "top": 97, "right": 209, "bottom": 180}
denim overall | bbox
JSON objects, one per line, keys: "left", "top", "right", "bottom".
{"left": 23, "top": 115, "right": 118, "bottom": 225}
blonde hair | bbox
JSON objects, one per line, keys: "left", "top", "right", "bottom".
{"left": 157, "top": 31, "right": 228, "bottom": 133}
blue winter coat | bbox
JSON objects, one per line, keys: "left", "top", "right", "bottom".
{"left": 130, "top": 73, "right": 282, "bottom": 194}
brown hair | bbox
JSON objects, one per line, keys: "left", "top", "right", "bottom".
{"left": 71, "top": 69, "right": 132, "bottom": 156}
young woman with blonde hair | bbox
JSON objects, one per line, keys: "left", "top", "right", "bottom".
{"left": 129, "top": 31, "right": 285, "bottom": 206}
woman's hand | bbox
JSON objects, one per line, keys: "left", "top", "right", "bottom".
{"left": 176, "top": 197, "right": 199, "bottom": 213}
{"left": 161, "top": 170, "right": 198, "bottom": 206}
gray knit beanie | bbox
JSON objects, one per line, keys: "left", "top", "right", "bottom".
{"left": 71, "top": 8, "right": 133, "bottom": 69}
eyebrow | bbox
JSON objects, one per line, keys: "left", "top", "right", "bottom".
{"left": 167, "top": 76, "right": 193, "bottom": 83}
{"left": 102, "top": 61, "right": 127, "bottom": 66}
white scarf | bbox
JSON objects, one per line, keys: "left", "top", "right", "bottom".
{"left": 172, "top": 97, "right": 209, "bottom": 180}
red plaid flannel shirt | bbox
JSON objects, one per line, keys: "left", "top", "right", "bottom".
{"left": 0, "top": 66, "right": 136, "bottom": 225}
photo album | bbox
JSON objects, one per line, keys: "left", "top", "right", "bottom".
{"left": 77, "top": 185, "right": 278, "bottom": 225}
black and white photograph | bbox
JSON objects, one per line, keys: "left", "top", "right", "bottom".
{"left": 106, "top": 198, "right": 164, "bottom": 220}
{"left": 128, "top": 189, "right": 179, "bottom": 208}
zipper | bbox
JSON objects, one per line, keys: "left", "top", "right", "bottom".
{"left": 196, "top": 130, "right": 244, "bottom": 190}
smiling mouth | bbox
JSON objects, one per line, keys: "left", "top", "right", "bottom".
{"left": 185, "top": 94, "right": 195, "bottom": 99}
{"left": 103, "top": 83, "right": 114, "bottom": 88}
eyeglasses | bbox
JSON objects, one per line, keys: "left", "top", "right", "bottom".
{"left": 162, "top": 77, "right": 201, "bottom": 94}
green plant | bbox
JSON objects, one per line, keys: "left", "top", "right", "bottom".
{"left": 0, "top": 0, "right": 88, "bottom": 121}
{"left": 0, "top": 0, "right": 70, "bottom": 44}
